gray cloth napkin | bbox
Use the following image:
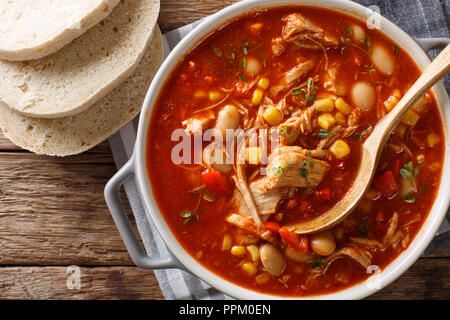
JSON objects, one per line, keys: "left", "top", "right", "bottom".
{"left": 108, "top": 0, "right": 450, "bottom": 299}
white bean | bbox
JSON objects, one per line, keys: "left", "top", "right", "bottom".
{"left": 285, "top": 247, "right": 312, "bottom": 263}
{"left": 203, "top": 144, "right": 232, "bottom": 173}
{"left": 352, "top": 25, "right": 366, "bottom": 43}
{"left": 351, "top": 82, "right": 376, "bottom": 111}
{"left": 215, "top": 104, "right": 240, "bottom": 139}
{"left": 310, "top": 230, "right": 336, "bottom": 256}
{"left": 245, "top": 57, "right": 262, "bottom": 76}
{"left": 371, "top": 45, "right": 394, "bottom": 75}
{"left": 260, "top": 243, "right": 286, "bottom": 276}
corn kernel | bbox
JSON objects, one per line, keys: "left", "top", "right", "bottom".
{"left": 193, "top": 89, "right": 207, "bottom": 99}
{"left": 209, "top": 90, "right": 222, "bottom": 101}
{"left": 317, "top": 113, "right": 336, "bottom": 130}
{"left": 393, "top": 89, "right": 402, "bottom": 99}
{"left": 384, "top": 95, "right": 400, "bottom": 112}
{"left": 263, "top": 106, "right": 283, "bottom": 126}
{"left": 247, "top": 245, "right": 260, "bottom": 262}
{"left": 335, "top": 112, "right": 347, "bottom": 126}
{"left": 427, "top": 133, "right": 440, "bottom": 147}
{"left": 394, "top": 123, "right": 407, "bottom": 138}
{"left": 242, "top": 262, "right": 258, "bottom": 276}
{"left": 245, "top": 147, "right": 263, "bottom": 165}
{"left": 335, "top": 98, "right": 351, "bottom": 115}
{"left": 222, "top": 235, "right": 232, "bottom": 251}
{"left": 417, "top": 154, "right": 425, "bottom": 164}
{"left": 401, "top": 109, "right": 420, "bottom": 126}
{"left": 252, "top": 88, "right": 264, "bottom": 106}
{"left": 255, "top": 272, "right": 271, "bottom": 284}
{"left": 314, "top": 98, "right": 335, "bottom": 112}
{"left": 231, "top": 245, "right": 246, "bottom": 256}
{"left": 257, "top": 78, "right": 270, "bottom": 90}
{"left": 329, "top": 139, "right": 351, "bottom": 159}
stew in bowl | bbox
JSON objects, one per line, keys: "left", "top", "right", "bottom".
{"left": 141, "top": 4, "right": 447, "bottom": 298}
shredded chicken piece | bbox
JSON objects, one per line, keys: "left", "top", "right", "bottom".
{"left": 278, "top": 106, "right": 315, "bottom": 145}
{"left": 383, "top": 212, "right": 399, "bottom": 245}
{"left": 232, "top": 171, "right": 262, "bottom": 227}
{"left": 347, "top": 107, "right": 361, "bottom": 127}
{"left": 232, "top": 179, "right": 288, "bottom": 216}
{"left": 317, "top": 125, "right": 344, "bottom": 150}
{"left": 401, "top": 231, "right": 410, "bottom": 249}
{"left": 192, "top": 93, "right": 231, "bottom": 114}
{"left": 181, "top": 114, "right": 214, "bottom": 135}
{"left": 272, "top": 37, "right": 286, "bottom": 56}
{"left": 272, "top": 13, "right": 338, "bottom": 55}
{"left": 253, "top": 97, "right": 274, "bottom": 129}
{"left": 270, "top": 60, "right": 315, "bottom": 97}
{"left": 323, "top": 64, "right": 347, "bottom": 96}
{"left": 390, "top": 230, "right": 404, "bottom": 248}
{"left": 264, "top": 146, "right": 330, "bottom": 190}
{"left": 250, "top": 178, "right": 289, "bottom": 215}
{"left": 350, "top": 237, "right": 384, "bottom": 249}
{"left": 325, "top": 247, "right": 372, "bottom": 270}
{"left": 226, "top": 213, "right": 277, "bottom": 243}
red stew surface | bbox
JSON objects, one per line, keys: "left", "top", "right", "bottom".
{"left": 147, "top": 6, "right": 444, "bottom": 297}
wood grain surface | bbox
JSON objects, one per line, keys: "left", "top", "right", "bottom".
{"left": 0, "top": 0, "right": 448, "bottom": 300}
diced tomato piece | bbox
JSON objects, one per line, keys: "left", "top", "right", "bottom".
{"left": 298, "top": 199, "right": 312, "bottom": 212}
{"left": 285, "top": 199, "right": 298, "bottom": 210}
{"left": 316, "top": 185, "right": 331, "bottom": 200}
{"left": 201, "top": 170, "right": 230, "bottom": 194}
{"left": 391, "top": 159, "right": 402, "bottom": 178}
{"left": 375, "top": 210, "right": 388, "bottom": 234}
{"left": 263, "top": 221, "right": 281, "bottom": 233}
{"left": 279, "top": 227, "right": 309, "bottom": 252}
{"left": 373, "top": 171, "right": 398, "bottom": 196}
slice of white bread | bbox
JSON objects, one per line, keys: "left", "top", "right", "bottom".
{"left": 0, "top": 0, "right": 120, "bottom": 61}
{"left": 0, "top": 26, "right": 163, "bottom": 157}
{"left": 0, "top": 0, "right": 160, "bottom": 118}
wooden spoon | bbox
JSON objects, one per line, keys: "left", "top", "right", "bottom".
{"left": 287, "top": 44, "right": 450, "bottom": 234}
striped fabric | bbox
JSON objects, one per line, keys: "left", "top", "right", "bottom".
{"left": 108, "top": 0, "right": 450, "bottom": 299}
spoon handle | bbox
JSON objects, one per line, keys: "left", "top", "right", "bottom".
{"left": 366, "top": 44, "right": 450, "bottom": 152}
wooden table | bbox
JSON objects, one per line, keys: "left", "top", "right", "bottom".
{"left": 0, "top": 0, "right": 448, "bottom": 300}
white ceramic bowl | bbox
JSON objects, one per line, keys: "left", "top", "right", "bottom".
{"left": 105, "top": 0, "right": 450, "bottom": 299}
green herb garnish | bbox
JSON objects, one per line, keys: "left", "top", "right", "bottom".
{"left": 240, "top": 57, "right": 247, "bottom": 70}
{"left": 212, "top": 46, "right": 222, "bottom": 58}
{"left": 347, "top": 26, "right": 353, "bottom": 37}
{"left": 401, "top": 161, "right": 419, "bottom": 193}
{"left": 403, "top": 193, "right": 415, "bottom": 203}
{"left": 312, "top": 256, "right": 325, "bottom": 269}
{"left": 318, "top": 129, "right": 330, "bottom": 138}
{"left": 353, "top": 125, "right": 373, "bottom": 142}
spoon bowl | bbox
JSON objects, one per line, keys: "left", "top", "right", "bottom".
{"left": 287, "top": 44, "right": 450, "bottom": 234}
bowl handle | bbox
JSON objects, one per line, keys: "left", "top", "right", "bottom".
{"left": 104, "top": 157, "right": 182, "bottom": 270}
{"left": 415, "top": 37, "right": 450, "bottom": 52}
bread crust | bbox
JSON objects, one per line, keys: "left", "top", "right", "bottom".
{"left": 0, "top": 27, "right": 163, "bottom": 157}
{"left": 0, "top": 0, "right": 121, "bottom": 61}
{"left": 0, "top": 0, "right": 160, "bottom": 118}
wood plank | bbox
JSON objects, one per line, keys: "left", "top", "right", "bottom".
{"left": 0, "top": 131, "right": 112, "bottom": 154}
{"left": 0, "top": 152, "right": 136, "bottom": 265}
{"left": 369, "top": 257, "right": 450, "bottom": 300}
{"left": 158, "top": 0, "right": 240, "bottom": 32}
{"left": 0, "top": 257, "right": 448, "bottom": 299}
{"left": 0, "top": 267, "right": 164, "bottom": 300}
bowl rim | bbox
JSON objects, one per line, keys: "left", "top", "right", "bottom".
{"left": 133, "top": 0, "right": 450, "bottom": 299}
